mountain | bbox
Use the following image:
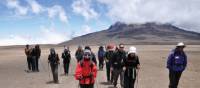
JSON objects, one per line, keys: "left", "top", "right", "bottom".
{"left": 59, "top": 22, "right": 200, "bottom": 46}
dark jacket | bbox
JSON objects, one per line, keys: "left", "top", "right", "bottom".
{"left": 124, "top": 54, "right": 140, "bottom": 78}
{"left": 31, "top": 48, "right": 41, "bottom": 58}
{"left": 48, "top": 54, "right": 60, "bottom": 65}
{"left": 62, "top": 50, "right": 71, "bottom": 63}
{"left": 75, "top": 50, "right": 84, "bottom": 62}
{"left": 104, "top": 51, "right": 115, "bottom": 64}
{"left": 167, "top": 49, "right": 187, "bottom": 72}
{"left": 111, "top": 50, "right": 126, "bottom": 69}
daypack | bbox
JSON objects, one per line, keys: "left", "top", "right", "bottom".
{"left": 98, "top": 50, "right": 105, "bottom": 58}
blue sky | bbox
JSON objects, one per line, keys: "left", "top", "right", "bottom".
{"left": 0, "top": 0, "right": 200, "bottom": 46}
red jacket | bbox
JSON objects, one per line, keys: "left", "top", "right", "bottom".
{"left": 75, "top": 60, "right": 97, "bottom": 84}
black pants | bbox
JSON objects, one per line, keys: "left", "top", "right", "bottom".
{"left": 35, "top": 57, "right": 39, "bottom": 71}
{"left": 124, "top": 69, "right": 136, "bottom": 88}
{"left": 63, "top": 61, "right": 70, "bottom": 74}
{"left": 169, "top": 70, "right": 182, "bottom": 88}
{"left": 113, "top": 68, "right": 124, "bottom": 87}
{"left": 27, "top": 56, "right": 32, "bottom": 70}
{"left": 124, "top": 76, "right": 136, "bottom": 88}
{"left": 98, "top": 58, "right": 104, "bottom": 69}
{"left": 31, "top": 56, "right": 36, "bottom": 71}
{"left": 106, "top": 63, "right": 111, "bottom": 81}
{"left": 50, "top": 63, "right": 59, "bottom": 83}
{"left": 80, "top": 84, "right": 94, "bottom": 88}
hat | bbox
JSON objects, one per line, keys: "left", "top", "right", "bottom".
{"left": 128, "top": 46, "right": 136, "bottom": 54}
{"left": 119, "top": 44, "right": 124, "bottom": 48}
{"left": 84, "top": 49, "right": 91, "bottom": 54}
{"left": 176, "top": 42, "right": 185, "bottom": 47}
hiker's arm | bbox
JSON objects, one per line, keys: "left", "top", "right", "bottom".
{"left": 75, "top": 63, "right": 82, "bottom": 80}
{"left": 167, "top": 53, "right": 173, "bottom": 69}
{"left": 92, "top": 64, "right": 97, "bottom": 78}
{"left": 137, "top": 56, "right": 140, "bottom": 69}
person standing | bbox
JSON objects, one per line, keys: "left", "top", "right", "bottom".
{"left": 167, "top": 42, "right": 187, "bottom": 88}
{"left": 48, "top": 48, "right": 60, "bottom": 83}
{"left": 75, "top": 49, "right": 97, "bottom": 88}
{"left": 25, "top": 44, "right": 32, "bottom": 72}
{"left": 111, "top": 44, "right": 127, "bottom": 87}
{"left": 75, "top": 46, "right": 84, "bottom": 62}
{"left": 35, "top": 45, "right": 41, "bottom": 72}
{"left": 104, "top": 44, "right": 115, "bottom": 83}
{"left": 98, "top": 46, "right": 105, "bottom": 70}
{"left": 124, "top": 46, "right": 140, "bottom": 88}
{"left": 62, "top": 48, "right": 71, "bottom": 75}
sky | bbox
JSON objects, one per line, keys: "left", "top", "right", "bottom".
{"left": 0, "top": 0, "right": 200, "bottom": 46}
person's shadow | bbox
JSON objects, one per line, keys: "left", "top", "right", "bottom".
{"left": 46, "top": 81, "right": 59, "bottom": 84}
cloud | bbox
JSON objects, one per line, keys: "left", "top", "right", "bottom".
{"left": 47, "top": 5, "right": 68, "bottom": 23}
{"left": 97, "top": 0, "right": 200, "bottom": 32}
{"left": 6, "top": 0, "right": 28, "bottom": 15}
{"left": 73, "top": 25, "right": 93, "bottom": 37}
{"left": 27, "top": 0, "right": 43, "bottom": 14}
{"left": 0, "top": 26, "right": 70, "bottom": 46}
{"left": 72, "top": 0, "right": 99, "bottom": 20}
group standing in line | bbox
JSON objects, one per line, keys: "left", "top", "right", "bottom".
{"left": 24, "top": 42, "right": 187, "bottom": 88}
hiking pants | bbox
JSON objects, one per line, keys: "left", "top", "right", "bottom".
{"left": 31, "top": 56, "right": 36, "bottom": 71}
{"left": 169, "top": 70, "right": 182, "bottom": 88}
{"left": 35, "top": 57, "right": 39, "bottom": 71}
{"left": 63, "top": 61, "right": 70, "bottom": 74}
{"left": 80, "top": 84, "right": 94, "bottom": 88}
{"left": 106, "top": 62, "right": 111, "bottom": 81}
{"left": 113, "top": 68, "right": 124, "bottom": 87}
{"left": 27, "top": 56, "right": 32, "bottom": 70}
{"left": 50, "top": 63, "right": 59, "bottom": 83}
{"left": 98, "top": 58, "right": 104, "bottom": 69}
{"left": 124, "top": 69, "right": 137, "bottom": 88}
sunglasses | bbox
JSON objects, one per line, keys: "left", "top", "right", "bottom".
{"left": 84, "top": 53, "right": 91, "bottom": 56}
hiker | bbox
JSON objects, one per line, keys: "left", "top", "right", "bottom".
{"left": 48, "top": 48, "right": 60, "bottom": 83}
{"left": 98, "top": 46, "right": 105, "bottom": 70}
{"left": 124, "top": 46, "right": 140, "bottom": 88}
{"left": 167, "top": 42, "right": 187, "bottom": 88}
{"left": 25, "top": 44, "right": 32, "bottom": 71}
{"left": 35, "top": 45, "right": 41, "bottom": 72}
{"left": 85, "top": 46, "right": 97, "bottom": 65}
{"left": 75, "top": 46, "right": 84, "bottom": 62}
{"left": 111, "top": 43, "right": 126, "bottom": 87}
{"left": 75, "top": 49, "right": 97, "bottom": 88}
{"left": 104, "top": 44, "right": 115, "bottom": 83}
{"left": 62, "top": 48, "right": 71, "bottom": 75}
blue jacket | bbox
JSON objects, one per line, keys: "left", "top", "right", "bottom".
{"left": 98, "top": 50, "right": 105, "bottom": 59}
{"left": 167, "top": 49, "right": 187, "bottom": 72}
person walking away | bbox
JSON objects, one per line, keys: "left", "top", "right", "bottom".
{"left": 167, "top": 42, "right": 187, "bottom": 88}
{"left": 48, "top": 48, "right": 60, "bottom": 83}
{"left": 35, "top": 45, "right": 41, "bottom": 72}
{"left": 124, "top": 46, "right": 140, "bottom": 88}
{"left": 111, "top": 43, "right": 126, "bottom": 87}
{"left": 62, "top": 48, "right": 71, "bottom": 75}
{"left": 104, "top": 44, "right": 115, "bottom": 83}
{"left": 75, "top": 46, "right": 84, "bottom": 62}
{"left": 75, "top": 49, "right": 97, "bottom": 88}
{"left": 85, "top": 46, "right": 97, "bottom": 65}
{"left": 25, "top": 44, "right": 32, "bottom": 72}
{"left": 98, "top": 46, "right": 105, "bottom": 70}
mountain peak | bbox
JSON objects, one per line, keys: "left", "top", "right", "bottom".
{"left": 60, "top": 22, "right": 200, "bottom": 45}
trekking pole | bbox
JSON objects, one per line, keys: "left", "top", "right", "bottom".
{"left": 136, "top": 69, "right": 139, "bottom": 88}
{"left": 47, "top": 62, "right": 51, "bottom": 80}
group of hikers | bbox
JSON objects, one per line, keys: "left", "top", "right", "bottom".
{"left": 24, "top": 42, "right": 187, "bottom": 88}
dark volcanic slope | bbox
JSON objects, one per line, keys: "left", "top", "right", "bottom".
{"left": 60, "top": 22, "right": 200, "bottom": 45}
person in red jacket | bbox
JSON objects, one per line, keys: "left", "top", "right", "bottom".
{"left": 75, "top": 49, "right": 97, "bottom": 88}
